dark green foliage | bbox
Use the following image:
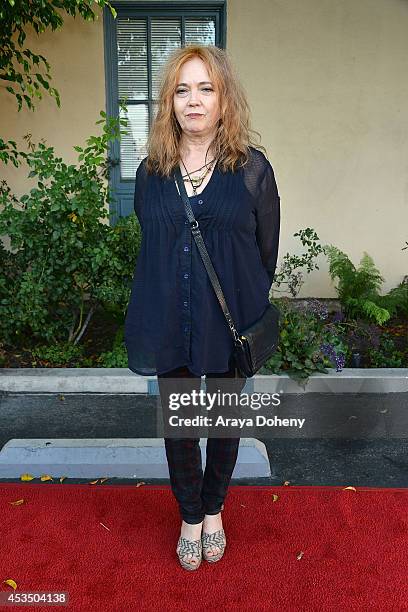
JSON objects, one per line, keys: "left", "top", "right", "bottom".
{"left": 323, "top": 245, "right": 404, "bottom": 325}
{"left": 0, "top": 0, "right": 117, "bottom": 111}
{"left": 265, "top": 297, "right": 348, "bottom": 383}
{"left": 0, "top": 109, "right": 141, "bottom": 347}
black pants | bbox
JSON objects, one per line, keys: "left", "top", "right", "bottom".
{"left": 157, "top": 357, "right": 247, "bottom": 524}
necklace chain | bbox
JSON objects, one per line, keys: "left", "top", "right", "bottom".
{"left": 181, "top": 146, "right": 217, "bottom": 196}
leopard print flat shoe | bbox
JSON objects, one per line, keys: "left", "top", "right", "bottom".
{"left": 176, "top": 535, "right": 203, "bottom": 571}
{"left": 201, "top": 528, "right": 226, "bottom": 563}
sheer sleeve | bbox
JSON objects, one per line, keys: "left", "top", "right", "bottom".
{"left": 254, "top": 159, "right": 281, "bottom": 288}
{"left": 133, "top": 158, "right": 148, "bottom": 229}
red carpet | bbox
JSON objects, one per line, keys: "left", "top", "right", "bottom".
{"left": 0, "top": 484, "right": 407, "bottom": 611}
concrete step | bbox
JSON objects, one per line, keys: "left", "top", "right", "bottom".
{"left": 1, "top": 368, "right": 407, "bottom": 393}
{"left": 0, "top": 437, "right": 270, "bottom": 480}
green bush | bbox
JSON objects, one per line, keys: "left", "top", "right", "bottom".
{"left": 323, "top": 245, "right": 407, "bottom": 325}
{"left": 377, "top": 280, "right": 408, "bottom": 319}
{"left": 265, "top": 297, "right": 348, "bottom": 382}
{"left": 0, "top": 108, "right": 142, "bottom": 349}
{"left": 368, "top": 335, "right": 406, "bottom": 368}
{"left": 96, "top": 327, "right": 128, "bottom": 368}
{"left": 31, "top": 342, "right": 84, "bottom": 367}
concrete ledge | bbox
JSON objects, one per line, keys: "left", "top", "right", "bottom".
{"left": 0, "top": 437, "right": 270, "bottom": 479}
{"left": 1, "top": 368, "right": 407, "bottom": 393}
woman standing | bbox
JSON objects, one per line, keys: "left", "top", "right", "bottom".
{"left": 125, "top": 44, "right": 280, "bottom": 570}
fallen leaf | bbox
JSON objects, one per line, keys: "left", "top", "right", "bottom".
{"left": 136, "top": 481, "right": 146, "bottom": 487}
{"left": 89, "top": 479, "right": 99, "bottom": 485}
{"left": 296, "top": 551, "right": 304, "bottom": 560}
{"left": 343, "top": 486, "right": 357, "bottom": 491}
{"left": 283, "top": 481, "right": 290, "bottom": 486}
{"left": 59, "top": 476, "right": 67, "bottom": 483}
{"left": 272, "top": 494, "right": 279, "bottom": 502}
{"left": 40, "top": 474, "right": 53, "bottom": 482}
{"left": 20, "top": 473, "right": 35, "bottom": 482}
{"left": 9, "top": 499, "right": 25, "bottom": 506}
{"left": 100, "top": 522, "right": 111, "bottom": 531}
{"left": 58, "top": 395, "right": 65, "bottom": 401}
{"left": 100, "top": 477, "right": 109, "bottom": 483}
{"left": 3, "top": 579, "right": 17, "bottom": 590}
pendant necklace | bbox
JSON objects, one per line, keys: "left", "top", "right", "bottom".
{"left": 181, "top": 146, "right": 217, "bottom": 196}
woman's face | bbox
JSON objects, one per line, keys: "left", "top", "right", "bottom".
{"left": 173, "top": 56, "right": 220, "bottom": 141}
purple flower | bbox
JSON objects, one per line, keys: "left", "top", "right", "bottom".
{"left": 334, "top": 352, "right": 346, "bottom": 372}
{"left": 308, "top": 298, "right": 329, "bottom": 320}
{"left": 331, "top": 311, "right": 345, "bottom": 323}
{"left": 320, "top": 343, "right": 345, "bottom": 372}
{"left": 320, "top": 343, "right": 335, "bottom": 357}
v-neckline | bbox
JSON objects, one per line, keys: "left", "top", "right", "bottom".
{"left": 177, "top": 159, "right": 219, "bottom": 200}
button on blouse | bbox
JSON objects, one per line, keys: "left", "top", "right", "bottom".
{"left": 124, "top": 146, "right": 281, "bottom": 376}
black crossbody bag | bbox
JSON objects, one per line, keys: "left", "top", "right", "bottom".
{"left": 174, "top": 166, "right": 280, "bottom": 378}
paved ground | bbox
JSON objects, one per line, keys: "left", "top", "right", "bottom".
{"left": 1, "top": 391, "right": 407, "bottom": 486}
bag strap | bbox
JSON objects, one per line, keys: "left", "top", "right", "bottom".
{"left": 174, "top": 166, "right": 242, "bottom": 346}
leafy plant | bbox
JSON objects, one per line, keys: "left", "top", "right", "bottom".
{"left": 272, "top": 228, "right": 324, "bottom": 297}
{"left": 0, "top": 0, "right": 117, "bottom": 112}
{"left": 265, "top": 297, "right": 348, "bottom": 383}
{"left": 323, "top": 246, "right": 392, "bottom": 325}
{"left": 96, "top": 327, "right": 128, "bottom": 367}
{"left": 0, "top": 137, "right": 21, "bottom": 167}
{"left": 0, "top": 107, "right": 141, "bottom": 348}
{"left": 31, "top": 342, "right": 84, "bottom": 367}
{"left": 367, "top": 335, "right": 406, "bottom": 368}
{"left": 376, "top": 279, "right": 408, "bottom": 318}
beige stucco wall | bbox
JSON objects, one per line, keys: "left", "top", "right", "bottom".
{"left": 1, "top": 0, "right": 407, "bottom": 297}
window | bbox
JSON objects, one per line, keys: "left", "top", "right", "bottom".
{"left": 104, "top": 1, "right": 226, "bottom": 221}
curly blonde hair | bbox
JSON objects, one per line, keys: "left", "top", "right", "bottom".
{"left": 144, "top": 44, "right": 267, "bottom": 176}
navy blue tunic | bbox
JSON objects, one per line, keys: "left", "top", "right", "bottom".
{"left": 124, "top": 146, "right": 280, "bottom": 376}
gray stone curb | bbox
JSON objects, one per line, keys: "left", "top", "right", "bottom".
{"left": 1, "top": 368, "right": 407, "bottom": 393}
{"left": 0, "top": 437, "right": 270, "bottom": 479}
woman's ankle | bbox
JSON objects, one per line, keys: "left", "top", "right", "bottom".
{"left": 181, "top": 520, "right": 203, "bottom": 539}
{"left": 182, "top": 518, "right": 204, "bottom": 527}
